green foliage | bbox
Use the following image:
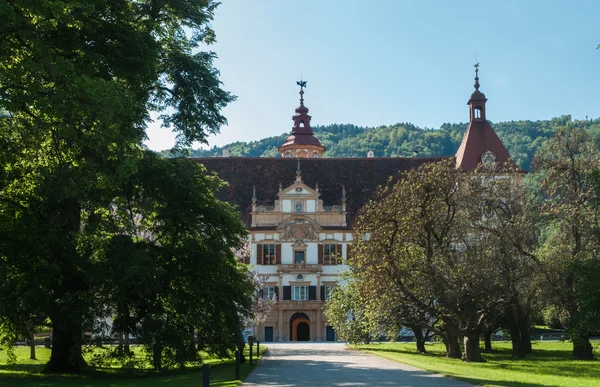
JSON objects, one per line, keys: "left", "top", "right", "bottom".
{"left": 324, "top": 280, "right": 373, "bottom": 344}
{"left": 0, "top": 0, "right": 244, "bottom": 373}
{"left": 533, "top": 125, "right": 600, "bottom": 359}
{"left": 166, "top": 115, "right": 600, "bottom": 171}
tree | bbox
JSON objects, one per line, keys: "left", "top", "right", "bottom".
{"left": 349, "top": 160, "right": 496, "bottom": 361}
{"left": 0, "top": 0, "right": 238, "bottom": 373}
{"left": 532, "top": 125, "right": 600, "bottom": 359}
{"left": 348, "top": 159, "right": 537, "bottom": 362}
{"left": 324, "top": 278, "right": 373, "bottom": 345}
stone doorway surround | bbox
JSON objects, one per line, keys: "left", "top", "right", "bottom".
{"left": 289, "top": 312, "right": 310, "bottom": 341}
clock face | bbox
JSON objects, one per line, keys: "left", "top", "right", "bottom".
{"left": 481, "top": 151, "right": 496, "bottom": 165}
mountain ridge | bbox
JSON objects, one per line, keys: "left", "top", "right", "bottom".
{"left": 158, "top": 115, "right": 600, "bottom": 171}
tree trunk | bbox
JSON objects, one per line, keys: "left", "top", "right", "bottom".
{"left": 29, "top": 333, "right": 36, "bottom": 360}
{"left": 153, "top": 340, "right": 163, "bottom": 370}
{"left": 412, "top": 327, "right": 427, "bottom": 354}
{"left": 45, "top": 320, "right": 86, "bottom": 373}
{"left": 442, "top": 327, "right": 461, "bottom": 359}
{"left": 188, "top": 328, "right": 198, "bottom": 361}
{"left": 510, "top": 326, "right": 525, "bottom": 359}
{"left": 118, "top": 332, "right": 124, "bottom": 355}
{"left": 462, "top": 332, "right": 483, "bottom": 362}
{"left": 483, "top": 329, "right": 493, "bottom": 353}
{"left": 572, "top": 335, "right": 594, "bottom": 360}
{"left": 505, "top": 307, "right": 526, "bottom": 358}
{"left": 519, "top": 323, "right": 532, "bottom": 355}
{"left": 124, "top": 332, "right": 130, "bottom": 355}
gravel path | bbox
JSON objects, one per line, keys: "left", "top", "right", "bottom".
{"left": 241, "top": 342, "right": 473, "bottom": 387}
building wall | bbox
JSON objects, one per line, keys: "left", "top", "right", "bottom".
{"left": 248, "top": 176, "right": 348, "bottom": 341}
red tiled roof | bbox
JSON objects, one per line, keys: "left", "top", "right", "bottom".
{"left": 455, "top": 120, "right": 518, "bottom": 171}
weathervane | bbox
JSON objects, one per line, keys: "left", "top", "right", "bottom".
{"left": 474, "top": 62, "right": 480, "bottom": 91}
{"left": 296, "top": 77, "right": 307, "bottom": 105}
{"left": 296, "top": 80, "right": 307, "bottom": 90}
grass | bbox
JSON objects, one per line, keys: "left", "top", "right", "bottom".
{"left": 0, "top": 345, "right": 266, "bottom": 386}
{"left": 359, "top": 341, "right": 600, "bottom": 387}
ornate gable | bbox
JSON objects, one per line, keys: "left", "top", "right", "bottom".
{"left": 250, "top": 160, "right": 347, "bottom": 228}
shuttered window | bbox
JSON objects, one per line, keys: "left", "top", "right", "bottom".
{"left": 256, "top": 243, "right": 279, "bottom": 265}
{"left": 292, "top": 286, "right": 308, "bottom": 301}
{"left": 323, "top": 244, "right": 342, "bottom": 265}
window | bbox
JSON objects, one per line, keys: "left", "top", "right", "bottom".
{"left": 323, "top": 244, "right": 339, "bottom": 265}
{"left": 262, "top": 244, "right": 276, "bottom": 265}
{"left": 324, "top": 286, "right": 334, "bottom": 301}
{"left": 264, "top": 286, "right": 276, "bottom": 301}
{"left": 474, "top": 107, "right": 482, "bottom": 119}
{"left": 292, "top": 286, "right": 308, "bottom": 301}
{"left": 294, "top": 251, "right": 305, "bottom": 264}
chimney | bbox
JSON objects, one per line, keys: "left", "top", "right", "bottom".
{"left": 222, "top": 147, "right": 230, "bottom": 157}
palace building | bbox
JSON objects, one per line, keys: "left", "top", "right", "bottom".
{"left": 193, "top": 66, "right": 517, "bottom": 342}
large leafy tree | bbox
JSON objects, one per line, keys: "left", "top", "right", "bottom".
{"left": 347, "top": 160, "right": 533, "bottom": 362}
{"left": 0, "top": 0, "right": 242, "bottom": 373}
{"left": 531, "top": 126, "right": 600, "bottom": 359}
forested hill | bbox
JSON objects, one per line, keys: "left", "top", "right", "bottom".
{"left": 158, "top": 115, "right": 600, "bottom": 171}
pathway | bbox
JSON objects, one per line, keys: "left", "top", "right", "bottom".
{"left": 241, "top": 342, "right": 473, "bottom": 387}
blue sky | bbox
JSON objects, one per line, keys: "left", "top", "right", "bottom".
{"left": 144, "top": 0, "right": 600, "bottom": 151}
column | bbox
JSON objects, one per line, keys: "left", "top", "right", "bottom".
{"left": 278, "top": 273, "right": 283, "bottom": 341}
{"left": 316, "top": 273, "right": 322, "bottom": 340}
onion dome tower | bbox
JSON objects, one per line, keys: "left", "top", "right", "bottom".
{"left": 278, "top": 80, "right": 325, "bottom": 158}
{"left": 455, "top": 64, "right": 515, "bottom": 171}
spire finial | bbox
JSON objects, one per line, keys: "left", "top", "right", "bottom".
{"left": 295, "top": 159, "right": 302, "bottom": 182}
{"left": 342, "top": 185, "right": 346, "bottom": 202}
{"left": 296, "top": 78, "right": 307, "bottom": 106}
{"left": 252, "top": 185, "right": 257, "bottom": 204}
{"left": 474, "top": 62, "right": 480, "bottom": 91}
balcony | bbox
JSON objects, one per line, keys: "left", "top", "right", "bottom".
{"left": 278, "top": 264, "right": 322, "bottom": 273}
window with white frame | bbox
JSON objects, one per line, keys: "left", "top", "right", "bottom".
{"left": 292, "top": 286, "right": 308, "bottom": 301}
{"left": 262, "top": 244, "right": 276, "bottom": 265}
{"left": 323, "top": 244, "right": 339, "bottom": 265}
{"left": 264, "top": 286, "right": 276, "bottom": 301}
{"left": 324, "top": 285, "right": 334, "bottom": 301}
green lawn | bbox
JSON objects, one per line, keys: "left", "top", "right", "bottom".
{"left": 0, "top": 345, "right": 266, "bottom": 386}
{"left": 359, "top": 341, "right": 600, "bottom": 387}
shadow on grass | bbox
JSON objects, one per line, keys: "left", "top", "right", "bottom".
{"left": 0, "top": 351, "right": 265, "bottom": 387}
{"left": 360, "top": 344, "right": 599, "bottom": 387}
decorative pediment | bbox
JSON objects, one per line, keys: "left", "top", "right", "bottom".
{"left": 277, "top": 216, "right": 321, "bottom": 242}
{"left": 279, "top": 182, "right": 320, "bottom": 198}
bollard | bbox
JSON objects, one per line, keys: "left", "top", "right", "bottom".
{"left": 248, "top": 335, "right": 254, "bottom": 366}
{"left": 202, "top": 363, "right": 210, "bottom": 387}
{"left": 257, "top": 340, "right": 260, "bottom": 358}
{"left": 235, "top": 350, "right": 240, "bottom": 380}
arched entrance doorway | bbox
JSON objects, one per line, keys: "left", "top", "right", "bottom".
{"left": 289, "top": 313, "right": 310, "bottom": 341}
